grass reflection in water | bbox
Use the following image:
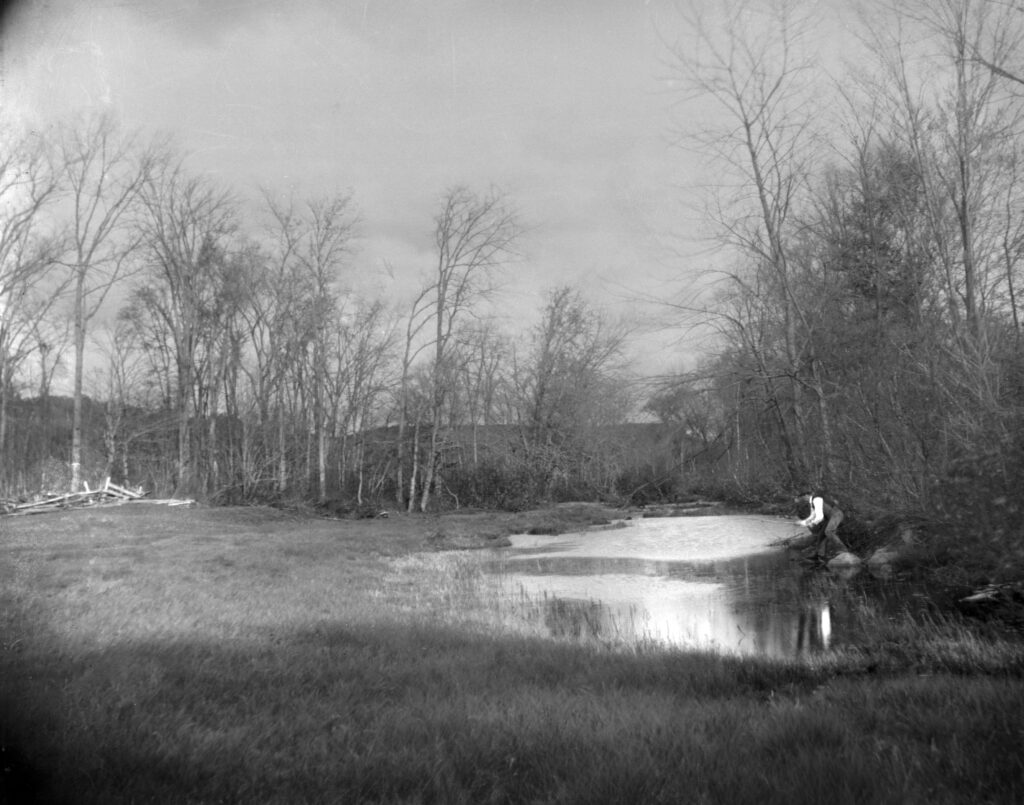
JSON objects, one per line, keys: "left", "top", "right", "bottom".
{"left": 386, "top": 548, "right": 841, "bottom": 658}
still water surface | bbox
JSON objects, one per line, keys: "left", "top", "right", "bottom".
{"left": 478, "top": 515, "right": 903, "bottom": 659}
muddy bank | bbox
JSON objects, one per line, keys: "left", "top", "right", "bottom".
{"left": 425, "top": 502, "right": 622, "bottom": 550}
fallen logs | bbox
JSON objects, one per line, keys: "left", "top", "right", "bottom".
{"left": 2, "top": 478, "right": 146, "bottom": 516}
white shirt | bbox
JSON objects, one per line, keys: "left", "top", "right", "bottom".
{"left": 799, "top": 496, "right": 825, "bottom": 528}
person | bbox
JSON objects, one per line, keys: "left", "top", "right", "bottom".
{"left": 795, "top": 492, "right": 849, "bottom": 559}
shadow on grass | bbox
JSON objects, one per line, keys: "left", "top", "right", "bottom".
{"left": 3, "top": 610, "right": 1024, "bottom": 805}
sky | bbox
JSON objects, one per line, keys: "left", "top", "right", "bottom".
{"left": 0, "top": 0, "right": 851, "bottom": 375}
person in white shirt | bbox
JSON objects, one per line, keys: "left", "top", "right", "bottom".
{"left": 795, "top": 493, "right": 849, "bottom": 559}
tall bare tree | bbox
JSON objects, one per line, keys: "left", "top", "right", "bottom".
{"left": 0, "top": 121, "right": 64, "bottom": 476}
{"left": 133, "top": 158, "right": 238, "bottom": 493}
{"left": 517, "top": 286, "right": 630, "bottom": 497}
{"left": 332, "top": 299, "right": 397, "bottom": 503}
{"left": 671, "top": 0, "right": 825, "bottom": 486}
{"left": 261, "top": 190, "right": 358, "bottom": 500}
{"left": 394, "top": 276, "right": 434, "bottom": 510}
{"left": 418, "top": 185, "right": 518, "bottom": 511}
{"left": 54, "top": 110, "right": 164, "bottom": 490}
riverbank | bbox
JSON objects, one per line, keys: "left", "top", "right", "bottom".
{"left": 2, "top": 503, "right": 1022, "bottom": 803}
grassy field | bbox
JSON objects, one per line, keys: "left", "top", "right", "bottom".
{"left": 1, "top": 504, "right": 1023, "bottom": 804}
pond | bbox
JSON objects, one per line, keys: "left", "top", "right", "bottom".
{"left": 476, "top": 514, "right": 917, "bottom": 659}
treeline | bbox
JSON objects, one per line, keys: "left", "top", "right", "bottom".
{"left": 637, "top": 0, "right": 1024, "bottom": 558}
{"left": 0, "top": 115, "right": 685, "bottom": 508}
{"left": 2, "top": 393, "right": 686, "bottom": 510}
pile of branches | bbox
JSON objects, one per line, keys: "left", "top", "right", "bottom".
{"left": 1, "top": 478, "right": 148, "bottom": 515}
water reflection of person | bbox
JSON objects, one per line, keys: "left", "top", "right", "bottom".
{"left": 796, "top": 599, "right": 832, "bottom": 653}
{"left": 794, "top": 493, "right": 850, "bottom": 560}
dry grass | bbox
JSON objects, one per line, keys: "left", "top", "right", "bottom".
{"left": 1, "top": 504, "right": 1023, "bottom": 804}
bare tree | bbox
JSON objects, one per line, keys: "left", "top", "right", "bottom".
{"left": 454, "top": 319, "right": 509, "bottom": 469}
{"left": 417, "top": 185, "right": 519, "bottom": 511}
{"left": 54, "top": 110, "right": 164, "bottom": 490}
{"left": 332, "top": 299, "right": 398, "bottom": 504}
{"left": 132, "top": 157, "right": 238, "bottom": 493}
{"left": 394, "top": 277, "right": 437, "bottom": 511}
{"left": 670, "top": 0, "right": 826, "bottom": 485}
{"left": 261, "top": 189, "right": 358, "bottom": 500}
{"left": 236, "top": 232, "right": 294, "bottom": 495}
{"left": 863, "top": 0, "right": 1024, "bottom": 340}
{"left": 0, "top": 121, "right": 65, "bottom": 475}
{"left": 521, "top": 287, "right": 627, "bottom": 445}
{"left": 517, "top": 286, "right": 630, "bottom": 497}
{"left": 89, "top": 318, "right": 170, "bottom": 487}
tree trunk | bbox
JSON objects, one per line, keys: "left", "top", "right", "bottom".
{"left": 317, "top": 420, "right": 327, "bottom": 501}
{"left": 177, "top": 351, "right": 192, "bottom": 494}
{"left": 810, "top": 358, "right": 835, "bottom": 483}
{"left": 395, "top": 403, "right": 406, "bottom": 507}
{"left": 0, "top": 368, "right": 8, "bottom": 480}
{"left": 277, "top": 392, "right": 287, "bottom": 494}
{"left": 207, "top": 396, "right": 219, "bottom": 497}
{"left": 407, "top": 418, "right": 420, "bottom": 514}
{"left": 356, "top": 439, "right": 365, "bottom": 505}
{"left": 419, "top": 408, "right": 440, "bottom": 512}
{"left": 71, "top": 268, "right": 86, "bottom": 491}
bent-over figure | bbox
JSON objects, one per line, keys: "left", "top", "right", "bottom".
{"left": 795, "top": 493, "right": 849, "bottom": 559}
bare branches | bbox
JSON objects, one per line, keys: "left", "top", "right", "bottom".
{"left": 667, "top": 0, "right": 827, "bottom": 484}
{"left": 521, "top": 286, "right": 630, "bottom": 443}
{"left": 402, "top": 185, "right": 519, "bottom": 511}
{"left": 0, "top": 121, "right": 65, "bottom": 462}
{"left": 51, "top": 109, "right": 168, "bottom": 490}
{"left": 431, "top": 185, "right": 519, "bottom": 343}
{"left": 129, "top": 158, "right": 241, "bottom": 492}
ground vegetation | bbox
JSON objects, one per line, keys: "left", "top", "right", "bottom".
{"left": 1, "top": 505, "right": 1021, "bottom": 804}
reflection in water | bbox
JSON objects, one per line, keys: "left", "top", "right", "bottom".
{"left": 797, "top": 600, "right": 831, "bottom": 653}
{"left": 508, "top": 574, "right": 834, "bottom": 657}
{"left": 479, "top": 515, "right": 879, "bottom": 658}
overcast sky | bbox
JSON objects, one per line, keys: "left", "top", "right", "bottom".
{"left": 1, "top": 0, "right": 852, "bottom": 373}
